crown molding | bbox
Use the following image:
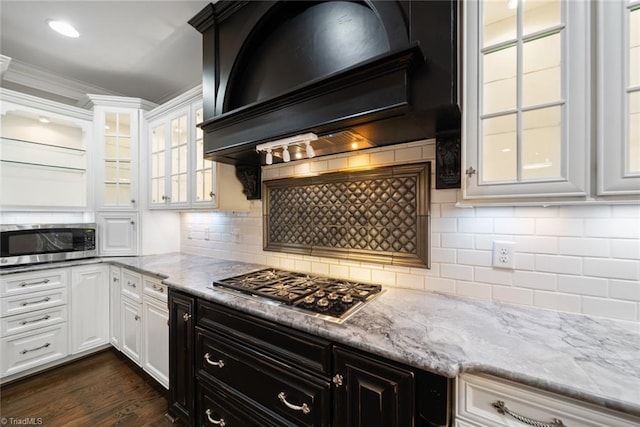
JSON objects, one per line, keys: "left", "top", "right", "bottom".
{"left": 145, "top": 84, "right": 202, "bottom": 120}
{"left": 1, "top": 59, "right": 118, "bottom": 103}
{"left": 0, "top": 55, "right": 12, "bottom": 77}
{"left": 77, "top": 94, "right": 158, "bottom": 111}
{"left": 0, "top": 87, "right": 94, "bottom": 121}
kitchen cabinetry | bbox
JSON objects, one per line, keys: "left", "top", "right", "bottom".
{"left": 168, "top": 289, "right": 450, "bottom": 427}
{"left": 0, "top": 268, "right": 69, "bottom": 379}
{"left": 120, "top": 268, "right": 142, "bottom": 364}
{"left": 0, "top": 89, "right": 92, "bottom": 210}
{"left": 97, "top": 212, "right": 138, "bottom": 256}
{"left": 456, "top": 373, "right": 640, "bottom": 427}
{"left": 141, "top": 276, "right": 169, "bottom": 388}
{"left": 69, "top": 264, "right": 109, "bottom": 354}
{"left": 109, "top": 265, "right": 121, "bottom": 348}
{"left": 597, "top": 1, "right": 640, "bottom": 196}
{"left": 146, "top": 87, "right": 252, "bottom": 211}
{"left": 168, "top": 290, "right": 195, "bottom": 424}
{"left": 463, "top": 0, "right": 589, "bottom": 201}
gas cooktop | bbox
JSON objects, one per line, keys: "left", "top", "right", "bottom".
{"left": 210, "top": 268, "right": 383, "bottom": 323}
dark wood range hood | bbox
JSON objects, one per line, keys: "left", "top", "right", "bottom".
{"left": 189, "top": 0, "right": 460, "bottom": 194}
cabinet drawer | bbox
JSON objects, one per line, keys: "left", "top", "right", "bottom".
{"left": 1, "top": 323, "right": 68, "bottom": 377}
{"left": 143, "top": 276, "right": 167, "bottom": 302}
{"left": 1, "top": 306, "right": 67, "bottom": 337}
{"left": 1, "top": 268, "right": 68, "bottom": 297}
{"left": 457, "top": 374, "right": 640, "bottom": 427}
{"left": 196, "top": 328, "right": 330, "bottom": 427}
{"left": 197, "top": 300, "right": 331, "bottom": 375}
{"left": 1, "top": 288, "right": 67, "bottom": 317}
{"left": 121, "top": 269, "right": 142, "bottom": 302}
{"left": 197, "top": 378, "right": 298, "bottom": 427}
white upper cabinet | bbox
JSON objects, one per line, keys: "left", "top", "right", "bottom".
{"left": 463, "top": 0, "right": 590, "bottom": 201}
{"left": 597, "top": 0, "right": 640, "bottom": 195}
{"left": 0, "top": 90, "right": 92, "bottom": 210}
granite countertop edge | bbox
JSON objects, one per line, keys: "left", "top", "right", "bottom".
{"left": 2, "top": 254, "right": 639, "bottom": 418}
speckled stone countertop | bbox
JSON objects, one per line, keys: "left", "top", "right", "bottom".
{"left": 3, "top": 253, "right": 640, "bottom": 417}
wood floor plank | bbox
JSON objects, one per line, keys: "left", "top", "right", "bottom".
{"left": 0, "top": 349, "right": 172, "bottom": 426}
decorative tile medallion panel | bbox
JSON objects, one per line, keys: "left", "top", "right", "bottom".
{"left": 263, "top": 163, "right": 430, "bottom": 267}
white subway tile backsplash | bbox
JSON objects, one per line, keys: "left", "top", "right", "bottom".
{"left": 582, "top": 297, "right": 638, "bottom": 321}
{"left": 583, "top": 258, "right": 640, "bottom": 281}
{"left": 533, "top": 291, "right": 581, "bottom": 313}
{"left": 584, "top": 218, "right": 640, "bottom": 239}
{"left": 494, "top": 218, "right": 535, "bottom": 235}
{"left": 536, "top": 218, "right": 584, "bottom": 237}
{"left": 180, "top": 140, "right": 640, "bottom": 324}
{"left": 610, "top": 239, "right": 640, "bottom": 260}
{"left": 535, "top": 254, "right": 582, "bottom": 275}
{"left": 492, "top": 286, "right": 533, "bottom": 306}
{"left": 457, "top": 250, "right": 492, "bottom": 267}
{"left": 458, "top": 218, "right": 494, "bottom": 234}
{"left": 456, "top": 281, "right": 492, "bottom": 299}
{"left": 557, "top": 275, "right": 608, "bottom": 297}
{"left": 558, "top": 238, "right": 610, "bottom": 258}
{"left": 513, "top": 271, "right": 557, "bottom": 291}
{"left": 609, "top": 279, "right": 640, "bottom": 301}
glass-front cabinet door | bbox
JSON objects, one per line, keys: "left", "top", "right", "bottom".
{"left": 598, "top": 0, "right": 640, "bottom": 195}
{"left": 191, "top": 104, "right": 217, "bottom": 208}
{"left": 97, "top": 107, "right": 138, "bottom": 209}
{"left": 147, "top": 108, "right": 190, "bottom": 209}
{"left": 463, "top": 0, "right": 589, "bottom": 201}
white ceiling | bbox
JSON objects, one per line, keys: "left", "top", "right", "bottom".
{"left": 0, "top": 1, "right": 210, "bottom": 105}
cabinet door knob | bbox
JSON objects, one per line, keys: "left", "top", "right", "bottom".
{"left": 131, "top": 199, "right": 136, "bottom": 204}
{"left": 332, "top": 374, "right": 344, "bottom": 387}
{"left": 130, "top": 221, "right": 135, "bottom": 225}
{"left": 465, "top": 166, "right": 477, "bottom": 178}
{"left": 209, "top": 191, "right": 215, "bottom": 198}
{"left": 182, "top": 313, "right": 191, "bottom": 322}
{"left": 134, "top": 315, "right": 140, "bottom": 321}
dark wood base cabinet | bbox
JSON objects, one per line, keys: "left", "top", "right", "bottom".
{"left": 168, "top": 289, "right": 450, "bottom": 427}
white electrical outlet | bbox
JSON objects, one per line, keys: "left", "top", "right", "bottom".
{"left": 492, "top": 240, "right": 515, "bottom": 269}
{"left": 204, "top": 226, "right": 210, "bottom": 241}
{"left": 231, "top": 228, "right": 241, "bottom": 243}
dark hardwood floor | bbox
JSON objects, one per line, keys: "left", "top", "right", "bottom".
{"left": 0, "top": 349, "right": 173, "bottom": 426}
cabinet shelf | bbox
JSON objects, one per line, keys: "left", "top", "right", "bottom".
{"left": 1, "top": 136, "right": 85, "bottom": 154}
{"left": 0, "top": 159, "right": 86, "bottom": 173}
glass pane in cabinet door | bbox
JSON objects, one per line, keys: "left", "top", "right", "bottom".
{"left": 105, "top": 113, "right": 117, "bottom": 136}
{"left": 483, "top": 0, "right": 517, "bottom": 47}
{"left": 178, "top": 175, "right": 187, "bottom": 203}
{"left": 118, "top": 113, "right": 131, "bottom": 137}
{"left": 120, "top": 161, "right": 131, "bottom": 183}
{"left": 481, "top": 114, "right": 517, "bottom": 182}
{"left": 158, "top": 152, "right": 165, "bottom": 177}
{"left": 119, "top": 183, "right": 131, "bottom": 204}
{"left": 179, "top": 145, "right": 188, "bottom": 173}
{"left": 630, "top": 91, "right": 640, "bottom": 174}
{"left": 631, "top": 8, "right": 640, "bottom": 87}
{"left": 196, "top": 139, "right": 204, "bottom": 170}
{"left": 196, "top": 108, "right": 203, "bottom": 138}
{"left": 151, "top": 178, "right": 161, "bottom": 204}
{"left": 118, "top": 137, "right": 131, "bottom": 160}
{"left": 196, "top": 171, "right": 204, "bottom": 201}
{"left": 105, "top": 137, "right": 117, "bottom": 158}
{"left": 522, "top": 106, "right": 562, "bottom": 179}
{"left": 523, "top": 33, "right": 561, "bottom": 107}
{"left": 105, "top": 160, "right": 118, "bottom": 182}
{"left": 104, "top": 183, "right": 118, "bottom": 205}
{"left": 172, "top": 147, "right": 179, "bottom": 175}
{"left": 152, "top": 125, "right": 165, "bottom": 152}
{"left": 483, "top": 46, "right": 517, "bottom": 114}
{"left": 204, "top": 166, "right": 213, "bottom": 201}
{"left": 523, "top": 0, "right": 561, "bottom": 36}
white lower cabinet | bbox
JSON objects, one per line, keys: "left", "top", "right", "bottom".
{"left": 1, "top": 324, "right": 68, "bottom": 377}
{"left": 456, "top": 374, "right": 640, "bottom": 427}
{"left": 109, "top": 266, "right": 121, "bottom": 348}
{"left": 70, "top": 265, "right": 109, "bottom": 354}
{"left": 142, "top": 296, "right": 169, "bottom": 388}
{"left": 121, "top": 296, "right": 142, "bottom": 365}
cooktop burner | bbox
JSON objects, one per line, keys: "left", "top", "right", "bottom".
{"left": 211, "top": 268, "right": 383, "bottom": 322}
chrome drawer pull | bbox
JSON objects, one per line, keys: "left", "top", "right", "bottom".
{"left": 492, "top": 401, "right": 566, "bottom": 427}
{"left": 19, "top": 278, "right": 50, "bottom": 287}
{"left": 20, "top": 342, "right": 51, "bottom": 355}
{"left": 20, "top": 315, "right": 51, "bottom": 325}
{"left": 152, "top": 284, "right": 164, "bottom": 293}
{"left": 203, "top": 353, "right": 224, "bottom": 368}
{"left": 21, "top": 297, "right": 51, "bottom": 306}
{"left": 127, "top": 281, "right": 136, "bottom": 288}
{"left": 278, "top": 392, "right": 310, "bottom": 414}
{"left": 205, "top": 409, "right": 226, "bottom": 426}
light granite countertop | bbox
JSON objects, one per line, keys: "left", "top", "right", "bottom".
{"left": 3, "top": 253, "right": 640, "bottom": 418}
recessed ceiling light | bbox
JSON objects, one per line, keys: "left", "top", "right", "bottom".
{"left": 47, "top": 20, "right": 80, "bottom": 38}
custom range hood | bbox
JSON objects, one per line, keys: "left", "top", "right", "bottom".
{"left": 189, "top": 0, "right": 460, "bottom": 183}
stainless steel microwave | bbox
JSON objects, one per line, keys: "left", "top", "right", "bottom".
{"left": 0, "top": 223, "right": 97, "bottom": 267}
